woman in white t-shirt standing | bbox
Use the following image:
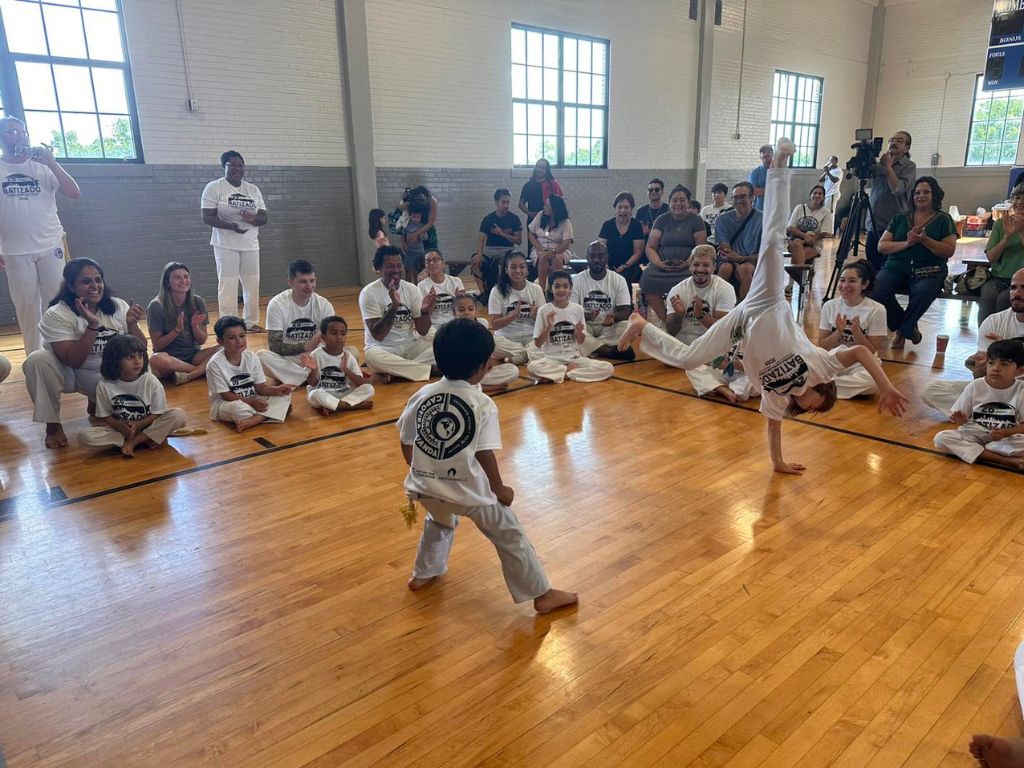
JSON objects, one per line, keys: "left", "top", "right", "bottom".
{"left": 23, "top": 258, "right": 146, "bottom": 449}
{"left": 201, "top": 150, "right": 268, "bottom": 332}
{"left": 617, "top": 140, "right": 909, "bottom": 474}
{"left": 0, "top": 116, "right": 81, "bottom": 354}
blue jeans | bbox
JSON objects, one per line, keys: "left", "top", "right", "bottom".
{"left": 871, "top": 266, "right": 946, "bottom": 337}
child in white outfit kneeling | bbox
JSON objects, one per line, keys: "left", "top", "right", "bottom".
{"left": 207, "top": 316, "right": 294, "bottom": 433}
{"left": 398, "top": 318, "right": 577, "bottom": 614}
{"left": 934, "top": 339, "right": 1024, "bottom": 470}
{"left": 303, "top": 315, "right": 375, "bottom": 414}
{"left": 78, "top": 334, "right": 186, "bottom": 457}
{"left": 527, "top": 270, "right": 614, "bottom": 384}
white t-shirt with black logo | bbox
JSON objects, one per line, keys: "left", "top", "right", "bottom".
{"left": 570, "top": 270, "right": 630, "bottom": 324}
{"left": 533, "top": 301, "right": 585, "bottom": 361}
{"left": 358, "top": 279, "right": 424, "bottom": 349}
{"left": 818, "top": 297, "right": 887, "bottom": 351}
{"left": 666, "top": 275, "right": 737, "bottom": 344}
{"left": 951, "top": 377, "right": 1024, "bottom": 429}
{"left": 308, "top": 347, "right": 361, "bottom": 395}
{"left": 95, "top": 372, "right": 168, "bottom": 421}
{"left": 39, "top": 298, "right": 130, "bottom": 371}
{"left": 488, "top": 282, "right": 547, "bottom": 340}
{"left": 398, "top": 377, "right": 502, "bottom": 507}
{"left": 978, "top": 309, "right": 1024, "bottom": 352}
{"left": 265, "top": 290, "right": 335, "bottom": 345}
{"left": 787, "top": 204, "right": 834, "bottom": 252}
{"left": 0, "top": 158, "right": 63, "bottom": 255}
{"left": 206, "top": 348, "right": 266, "bottom": 406}
{"left": 699, "top": 203, "right": 730, "bottom": 229}
{"left": 200, "top": 177, "right": 266, "bottom": 250}
{"left": 746, "top": 302, "right": 844, "bottom": 420}
{"left": 418, "top": 274, "right": 465, "bottom": 328}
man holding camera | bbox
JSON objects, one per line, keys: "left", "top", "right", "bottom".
{"left": 866, "top": 131, "right": 916, "bottom": 270}
{"left": 819, "top": 155, "right": 842, "bottom": 226}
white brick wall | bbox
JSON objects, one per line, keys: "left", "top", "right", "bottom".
{"left": 874, "top": 0, "right": 992, "bottom": 169}
{"left": 123, "top": 0, "right": 349, "bottom": 166}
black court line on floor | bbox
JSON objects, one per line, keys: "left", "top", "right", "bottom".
{"left": 610, "top": 372, "right": 1024, "bottom": 474}
{"left": 253, "top": 437, "right": 276, "bottom": 449}
{"left": 0, "top": 485, "right": 66, "bottom": 522}
{"left": 34, "top": 382, "right": 541, "bottom": 510}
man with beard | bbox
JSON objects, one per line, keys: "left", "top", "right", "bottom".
{"left": 570, "top": 241, "right": 633, "bottom": 360}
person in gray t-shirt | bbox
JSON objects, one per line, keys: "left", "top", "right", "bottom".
{"left": 147, "top": 262, "right": 217, "bottom": 384}
{"left": 866, "top": 130, "right": 916, "bottom": 270}
{"left": 715, "top": 181, "right": 764, "bottom": 300}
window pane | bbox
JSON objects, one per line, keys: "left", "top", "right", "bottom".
{"left": 592, "top": 138, "right": 604, "bottom": 165}
{"left": 527, "top": 66, "right": 542, "bottom": 99}
{"left": 25, "top": 110, "right": 65, "bottom": 156}
{"left": 46, "top": 0, "right": 79, "bottom": 6}
{"left": 62, "top": 112, "right": 102, "bottom": 157}
{"left": 1002, "top": 142, "right": 1018, "bottom": 164}
{"left": 542, "top": 136, "right": 556, "bottom": 165}
{"left": 592, "top": 109, "right": 604, "bottom": 138}
{"left": 564, "top": 37, "right": 576, "bottom": 71}
{"left": 16, "top": 61, "right": 57, "bottom": 110}
{"left": 513, "top": 134, "right": 528, "bottom": 166}
{"left": 83, "top": 9, "right": 123, "bottom": 62}
{"left": 526, "top": 31, "right": 542, "bottom": 65}
{"left": 528, "top": 103, "right": 542, "bottom": 134}
{"left": 543, "top": 104, "right": 556, "bottom": 136}
{"left": 593, "top": 43, "right": 607, "bottom": 75}
{"left": 578, "top": 73, "right": 591, "bottom": 104}
{"left": 527, "top": 134, "right": 544, "bottom": 162}
{"left": 543, "top": 33, "right": 557, "bottom": 68}
{"left": 99, "top": 113, "right": 134, "bottom": 158}
{"left": 513, "top": 102, "right": 526, "bottom": 133}
{"left": 577, "top": 107, "right": 591, "bottom": 138}
{"left": 43, "top": 4, "right": 87, "bottom": 58}
{"left": 543, "top": 67, "right": 557, "bottom": 101}
{"left": 578, "top": 40, "right": 591, "bottom": 73}
{"left": 3, "top": 0, "right": 48, "bottom": 55}
{"left": 563, "top": 71, "right": 576, "bottom": 103}
{"left": 564, "top": 106, "right": 576, "bottom": 138}
{"left": 511, "top": 64, "right": 526, "bottom": 99}
{"left": 967, "top": 143, "right": 985, "bottom": 165}
{"left": 83, "top": 0, "right": 118, "bottom": 9}
{"left": 53, "top": 64, "right": 96, "bottom": 112}
{"left": 1006, "top": 120, "right": 1021, "bottom": 143}
{"left": 511, "top": 28, "right": 525, "bottom": 64}
{"left": 592, "top": 75, "right": 606, "bottom": 106}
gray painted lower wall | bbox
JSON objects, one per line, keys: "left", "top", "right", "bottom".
{"left": 0, "top": 164, "right": 359, "bottom": 326}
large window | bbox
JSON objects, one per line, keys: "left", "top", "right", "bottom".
{"left": 511, "top": 24, "right": 608, "bottom": 168}
{"left": 769, "top": 70, "right": 822, "bottom": 168}
{"left": 966, "top": 75, "right": 1022, "bottom": 166}
{"left": 0, "top": 0, "right": 142, "bottom": 162}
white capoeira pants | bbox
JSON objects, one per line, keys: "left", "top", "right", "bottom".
{"left": 23, "top": 349, "right": 102, "bottom": 423}
{"left": 921, "top": 380, "right": 970, "bottom": 416}
{"left": 0, "top": 353, "right": 10, "bottom": 384}
{"left": 410, "top": 494, "right": 551, "bottom": 604}
{"left": 579, "top": 320, "right": 629, "bottom": 357}
{"left": 934, "top": 425, "right": 1024, "bottom": 463}
{"left": 256, "top": 349, "right": 310, "bottom": 387}
{"left": 5, "top": 246, "right": 65, "bottom": 353}
{"left": 78, "top": 408, "right": 187, "bottom": 449}
{"left": 364, "top": 338, "right": 435, "bottom": 381}
{"left": 482, "top": 362, "right": 520, "bottom": 388}
{"left": 213, "top": 246, "right": 260, "bottom": 328}
{"left": 685, "top": 365, "right": 757, "bottom": 400}
{"left": 833, "top": 365, "right": 878, "bottom": 399}
{"left": 493, "top": 332, "right": 534, "bottom": 365}
{"left": 210, "top": 394, "right": 290, "bottom": 424}
{"left": 526, "top": 352, "right": 614, "bottom": 383}
{"left": 307, "top": 383, "right": 375, "bottom": 411}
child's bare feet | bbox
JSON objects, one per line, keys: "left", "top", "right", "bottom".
{"left": 407, "top": 575, "right": 440, "bottom": 591}
{"left": 319, "top": 406, "right": 333, "bottom": 416}
{"left": 372, "top": 372, "right": 392, "bottom": 385}
{"left": 235, "top": 414, "right": 266, "bottom": 433}
{"left": 969, "top": 734, "right": 1024, "bottom": 768}
{"left": 44, "top": 423, "right": 68, "bottom": 449}
{"left": 617, "top": 311, "right": 648, "bottom": 351}
{"left": 712, "top": 384, "right": 739, "bottom": 403}
{"left": 534, "top": 588, "right": 578, "bottom": 614}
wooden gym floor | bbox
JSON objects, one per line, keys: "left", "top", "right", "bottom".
{"left": 1, "top": 240, "right": 1023, "bottom": 767}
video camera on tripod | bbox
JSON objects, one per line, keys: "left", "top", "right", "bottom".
{"left": 845, "top": 128, "right": 884, "bottom": 182}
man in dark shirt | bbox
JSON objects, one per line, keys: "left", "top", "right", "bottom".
{"left": 636, "top": 178, "right": 669, "bottom": 247}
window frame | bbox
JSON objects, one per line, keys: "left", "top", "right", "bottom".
{"left": 0, "top": 0, "right": 144, "bottom": 164}
{"left": 769, "top": 69, "right": 823, "bottom": 169}
{"left": 511, "top": 23, "right": 609, "bottom": 170}
{"left": 965, "top": 74, "right": 1023, "bottom": 167}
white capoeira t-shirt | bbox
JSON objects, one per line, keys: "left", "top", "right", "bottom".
{"left": 818, "top": 297, "right": 887, "bottom": 369}
{"left": 200, "top": 177, "right": 265, "bottom": 250}
{"left": 418, "top": 274, "right": 465, "bottom": 328}
{"left": 950, "top": 377, "right": 1024, "bottom": 428}
{"left": 398, "top": 377, "right": 503, "bottom": 507}
{"left": 787, "top": 204, "right": 834, "bottom": 252}
{"left": 532, "top": 301, "right": 585, "bottom": 361}
{"left": 94, "top": 372, "right": 168, "bottom": 420}
{"left": 358, "top": 279, "right": 424, "bottom": 349}
{"left": 570, "top": 270, "right": 630, "bottom": 324}
{"left": 308, "top": 347, "right": 362, "bottom": 396}
{"left": 206, "top": 348, "right": 266, "bottom": 406}
{"left": 745, "top": 302, "right": 845, "bottom": 420}
{"left": 0, "top": 158, "right": 63, "bottom": 254}
{"left": 265, "top": 290, "right": 335, "bottom": 346}
{"left": 39, "top": 298, "right": 130, "bottom": 372}
{"left": 666, "top": 275, "right": 737, "bottom": 343}
{"left": 488, "top": 282, "right": 546, "bottom": 340}
{"left": 978, "top": 309, "right": 1024, "bottom": 352}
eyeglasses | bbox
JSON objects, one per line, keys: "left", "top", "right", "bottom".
{"left": 647, "top": 188, "right": 661, "bottom": 193}
{"left": 425, "top": 256, "right": 443, "bottom": 263}
{"left": 731, "top": 194, "right": 750, "bottom": 201}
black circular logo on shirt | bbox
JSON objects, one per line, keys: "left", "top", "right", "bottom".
{"left": 550, "top": 320, "right": 576, "bottom": 346}
{"left": 796, "top": 215, "right": 820, "bottom": 233}
{"left": 110, "top": 393, "right": 150, "bottom": 422}
{"left": 973, "top": 401, "right": 1018, "bottom": 430}
{"left": 286, "top": 318, "right": 317, "bottom": 341}
{"left": 414, "top": 392, "right": 476, "bottom": 460}
{"left": 227, "top": 192, "right": 256, "bottom": 211}
{"left": 319, "top": 365, "right": 349, "bottom": 392}
{"left": 583, "top": 290, "right": 612, "bottom": 315}
{"left": 505, "top": 302, "right": 532, "bottom": 319}
{"left": 2, "top": 173, "right": 41, "bottom": 198}
{"left": 90, "top": 326, "right": 117, "bottom": 356}
{"left": 229, "top": 373, "right": 256, "bottom": 397}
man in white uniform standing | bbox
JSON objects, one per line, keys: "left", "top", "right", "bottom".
{"left": 0, "top": 116, "right": 81, "bottom": 353}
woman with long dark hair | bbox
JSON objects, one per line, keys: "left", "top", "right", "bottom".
{"left": 22, "top": 258, "right": 146, "bottom": 448}
{"left": 488, "top": 249, "right": 546, "bottom": 364}
{"left": 527, "top": 194, "right": 574, "bottom": 292}
{"left": 518, "top": 158, "right": 563, "bottom": 224}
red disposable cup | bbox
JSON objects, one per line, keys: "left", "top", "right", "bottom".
{"left": 936, "top": 334, "right": 949, "bottom": 353}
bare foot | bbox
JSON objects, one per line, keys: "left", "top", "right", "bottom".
{"left": 372, "top": 372, "right": 392, "bottom": 385}
{"left": 534, "top": 588, "right": 578, "bottom": 614}
{"left": 319, "top": 407, "right": 333, "bottom": 416}
{"left": 712, "top": 385, "right": 739, "bottom": 403}
{"left": 617, "top": 311, "right": 648, "bottom": 351}
{"left": 44, "top": 423, "right": 68, "bottom": 449}
{"left": 969, "top": 734, "right": 1024, "bottom": 768}
{"left": 235, "top": 414, "right": 266, "bottom": 433}
{"left": 407, "top": 575, "right": 440, "bottom": 591}
{"left": 121, "top": 432, "right": 143, "bottom": 458}
{"left": 339, "top": 401, "right": 375, "bottom": 410}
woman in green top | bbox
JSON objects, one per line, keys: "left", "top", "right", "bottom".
{"left": 980, "top": 183, "right": 1024, "bottom": 323}
{"left": 873, "top": 176, "right": 958, "bottom": 348}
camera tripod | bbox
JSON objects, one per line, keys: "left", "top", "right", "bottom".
{"left": 825, "top": 176, "right": 876, "bottom": 302}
